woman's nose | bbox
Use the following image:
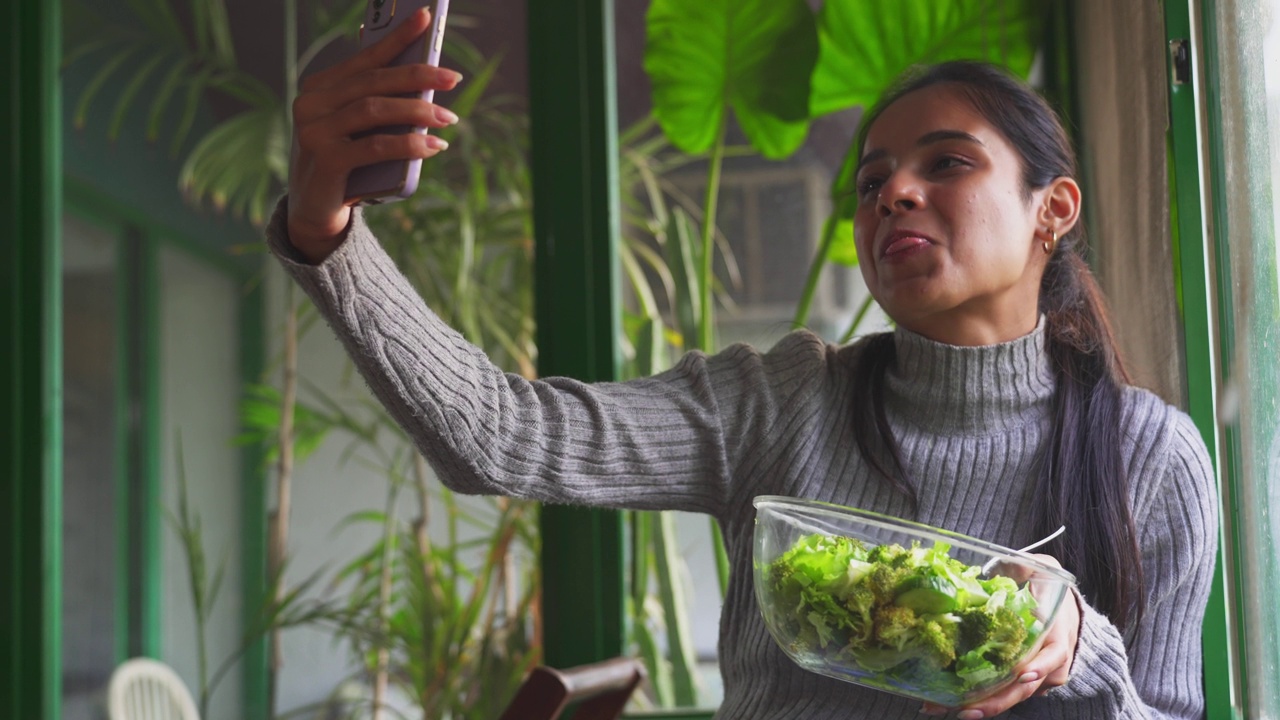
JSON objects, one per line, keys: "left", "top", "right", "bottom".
{"left": 876, "top": 172, "right": 925, "bottom": 217}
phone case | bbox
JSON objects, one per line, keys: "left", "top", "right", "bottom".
{"left": 344, "top": 0, "right": 450, "bottom": 206}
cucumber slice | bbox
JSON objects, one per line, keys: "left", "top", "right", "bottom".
{"left": 894, "top": 574, "right": 960, "bottom": 614}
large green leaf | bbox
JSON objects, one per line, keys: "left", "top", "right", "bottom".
{"left": 644, "top": 0, "right": 818, "bottom": 159}
{"left": 810, "top": 0, "right": 1046, "bottom": 116}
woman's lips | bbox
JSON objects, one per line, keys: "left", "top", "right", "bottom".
{"left": 880, "top": 232, "right": 934, "bottom": 259}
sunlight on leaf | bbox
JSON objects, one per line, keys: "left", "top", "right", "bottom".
{"left": 810, "top": 0, "right": 1045, "bottom": 116}
{"left": 828, "top": 218, "right": 859, "bottom": 266}
{"left": 179, "top": 106, "right": 287, "bottom": 225}
{"left": 644, "top": 0, "right": 817, "bottom": 159}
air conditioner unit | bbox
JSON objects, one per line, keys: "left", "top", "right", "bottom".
{"left": 668, "top": 156, "right": 880, "bottom": 348}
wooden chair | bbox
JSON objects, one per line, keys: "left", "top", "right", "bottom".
{"left": 496, "top": 656, "right": 647, "bottom": 720}
{"left": 106, "top": 658, "right": 201, "bottom": 720}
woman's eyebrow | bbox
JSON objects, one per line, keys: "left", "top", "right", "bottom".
{"left": 917, "top": 129, "right": 984, "bottom": 147}
{"left": 857, "top": 129, "right": 985, "bottom": 173}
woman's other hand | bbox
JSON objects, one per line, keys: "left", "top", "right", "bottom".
{"left": 920, "top": 553, "right": 1081, "bottom": 719}
{"left": 287, "top": 7, "right": 461, "bottom": 263}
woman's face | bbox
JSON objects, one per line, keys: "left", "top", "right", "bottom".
{"left": 853, "top": 84, "right": 1051, "bottom": 346}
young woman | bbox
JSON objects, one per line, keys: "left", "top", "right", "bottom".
{"left": 273, "top": 9, "right": 1218, "bottom": 719}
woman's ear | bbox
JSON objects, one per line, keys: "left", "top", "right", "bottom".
{"left": 1039, "top": 176, "right": 1082, "bottom": 236}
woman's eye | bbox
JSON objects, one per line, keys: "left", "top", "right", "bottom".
{"left": 856, "top": 178, "right": 883, "bottom": 198}
{"left": 932, "top": 155, "right": 968, "bottom": 172}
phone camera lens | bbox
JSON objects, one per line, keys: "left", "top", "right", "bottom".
{"left": 372, "top": 10, "right": 381, "bottom": 21}
{"left": 373, "top": 0, "right": 386, "bottom": 8}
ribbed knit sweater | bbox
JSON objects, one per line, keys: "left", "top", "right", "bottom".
{"left": 267, "top": 199, "right": 1219, "bottom": 719}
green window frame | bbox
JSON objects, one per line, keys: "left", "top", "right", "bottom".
{"left": 528, "top": 0, "right": 628, "bottom": 673}
{"left": 1162, "top": 1, "right": 1237, "bottom": 718}
{"left": 3, "top": 0, "right": 64, "bottom": 718}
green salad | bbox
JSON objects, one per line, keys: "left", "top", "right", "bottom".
{"left": 763, "top": 533, "right": 1045, "bottom": 694}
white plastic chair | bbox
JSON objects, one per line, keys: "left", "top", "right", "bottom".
{"left": 107, "top": 658, "right": 201, "bottom": 720}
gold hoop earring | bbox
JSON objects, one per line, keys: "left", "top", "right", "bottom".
{"left": 1042, "top": 229, "right": 1057, "bottom": 255}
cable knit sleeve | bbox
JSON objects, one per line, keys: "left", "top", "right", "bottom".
{"left": 264, "top": 196, "right": 825, "bottom": 521}
{"left": 1032, "top": 399, "right": 1219, "bottom": 719}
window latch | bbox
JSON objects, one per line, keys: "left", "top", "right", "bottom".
{"left": 1170, "top": 39, "right": 1192, "bottom": 85}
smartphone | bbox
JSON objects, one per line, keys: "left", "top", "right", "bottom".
{"left": 343, "top": 0, "right": 450, "bottom": 206}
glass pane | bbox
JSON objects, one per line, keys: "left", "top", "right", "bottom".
{"left": 157, "top": 247, "right": 244, "bottom": 720}
{"left": 61, "top": 213, "right": 120, "bottom": 720}
{"left": 1211, "top": 0, "right": 1280, "bottom": 715}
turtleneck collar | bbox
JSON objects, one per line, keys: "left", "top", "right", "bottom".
{"left": 885, "top": 317, "right": 1056, "bottom": 436}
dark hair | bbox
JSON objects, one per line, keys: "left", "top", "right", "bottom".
{"left": 849, "top": 60, "right": 1144, "bottom": 632}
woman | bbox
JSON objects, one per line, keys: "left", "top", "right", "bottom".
{"left": 273, "top": 9, "right": 1218, "bottom": 719}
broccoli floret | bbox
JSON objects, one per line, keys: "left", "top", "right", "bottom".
{"left": 865, "top": 562, "right": 912, "bottom": 605}
{"left": 873, "top": 605, "right": 921, "bottom": 651}
{"left": 917, "top": 618, "right": 959, "bottom": 667}
{"left": 844, "top": 584, "right": 878, "bottom": 643}
{"left": 867, "top": 542, "right": 918, "bottom": 568}
{"left": 956, "top": 605, "right": 1029, "bottom": 669}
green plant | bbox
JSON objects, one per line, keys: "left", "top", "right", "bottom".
{"left": 168, "top": 434, "right": 336, "bottom": 719}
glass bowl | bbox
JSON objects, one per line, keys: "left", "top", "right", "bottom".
{"left": 752, "top": 495, "right": 1076, "bottom": 708}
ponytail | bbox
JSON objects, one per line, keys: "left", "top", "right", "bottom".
{"left": 1038, "top": 234, "right": 1144, "bottom": 632}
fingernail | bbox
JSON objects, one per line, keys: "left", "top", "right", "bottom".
{"left": 447, "top": 70, "right": 464, "bottom": 84}
{"left": 1019, "top": 671, "right": 1039, "bottom": 683}
{"left": 426, "top": 136, "right": 449, "bottom": 150}
{"left": 435, "top": 107, "right": 459, "bottom": 125}
{"left": 958, "top": 711, "right": 984, "bottom": 720}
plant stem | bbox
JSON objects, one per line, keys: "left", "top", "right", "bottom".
{"left": 711, "top": 520, "right": 730, "bottom": 597}
{"left": 269, "top": 5, "right": 299, "bottom": 712}
{"left": 654, "top": 513, "right": 698, "bottom": 706}
{"left": 793, "top": 214, "right": 839, "bottom": 329}
{"left": 839, "top": 294, "right": 876, "bottom": 344}
{"left": 269, "top": 281, "right": 299, "bottom": 715}
{"left": 371, "top": 484, "right": 400, "bottom": 720}
{"left": 697, "top": 123, "right": 726, "bottom": 352}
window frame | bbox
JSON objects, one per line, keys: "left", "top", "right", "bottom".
{"left": 2, "top": 0, "right": 64, "bottom": 717}
{"left": 1162, "top": 1, "right": 1239, "bottom": 718}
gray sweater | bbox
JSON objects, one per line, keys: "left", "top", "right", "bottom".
{"left": 268, "top": 200, "right": 1219, "bottom": 719}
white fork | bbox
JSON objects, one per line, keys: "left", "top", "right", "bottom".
{"left": 981, "top": 525, "right": 1066, "bottom": 575}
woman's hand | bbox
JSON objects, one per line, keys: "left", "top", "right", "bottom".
{"left": 287, "top": 7, "right": 462, "bottom": 263}
{"left": 921, "top": 553, "right": 1081, "bottom": 719}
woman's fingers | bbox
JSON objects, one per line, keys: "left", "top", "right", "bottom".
{"left": 294, "top": 63, "right": 462, "bottom": 125}
{"left": 287, "top": 8, "right": 464, "bottom": 256}
{"left": 301, "top": 7, "right": 433, "bottom": 93}
{"left": 305, "top": 96, "right": 457, "bottom": 143}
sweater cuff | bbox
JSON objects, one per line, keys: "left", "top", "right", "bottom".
{"left": 1055, "top": 594, "right": 1141, "bottom": 709}
{"left": 264, "top": 194, "right": 364, "bottom": 269}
